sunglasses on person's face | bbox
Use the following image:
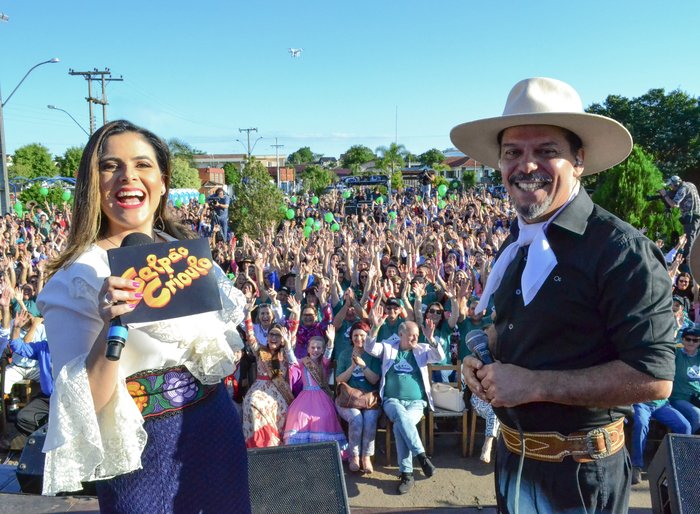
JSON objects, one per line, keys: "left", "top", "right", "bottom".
{"left": 427, "top": 309, "right": 443, "bottom": 315}
{"left": 683, "top": 336, "right": 700, "bottom": 343}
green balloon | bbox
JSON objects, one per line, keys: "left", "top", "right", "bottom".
{"left": 416, "top": 195, "right": 422, "bottom": 202}
{"left": 199, "top": 193, "right": 206, "bottom": 204}
{"left": 303, "top": 226, "right": 313, "bottom": 238}
{"left": 313, "top": 220, "right": 322, "bottom": 231}
{"left": 39, "top": 187, "right": 49, "bottom": 197}
{"left": 62, "top": 190, "right": 71, "bottom": 201}
{"left": 312, "top": 196, "right": 319, "bottom": 205}
{"left": 389, "top": 211, "right": 397, "bottom": 219}
{"left": 376, "top": 196, "right": 384, "bottom": 205}
{"left": 13, "top": 201, "right": 22, "bottom": 215}
{"left": 291, "top": 196, "right": 297, "bottom": 204}
{"left": 331, "top": 223, "right": 340, "bottom": 232}
{"left": 438, "top": 200, "right": 447, "bottom": 209}
{"left": 342, "top": 190, "right": 351, "bottom": 199}
{"left": 174, "top": 199, "right": 183, "bottom": 208}
{"left": 438, "top": 184, "right": 448, "bottom": 196}
{"left": 450, "top": 180, "right": 460, "bottom": 189}
{"left": 324, "top": 212, "right": 334, "bottom": 223}
{"left": 286, "top": 208, "right": 295, "bottom": 220}
{"left": 305, "top": 217, "right": 314, "bottom": 227}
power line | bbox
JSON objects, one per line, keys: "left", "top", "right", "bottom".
{"left": 238, "top": 127, "right": 258, "bottom": 159}
{"left": 69, "top": 68, "right": 123, "bottom": 134}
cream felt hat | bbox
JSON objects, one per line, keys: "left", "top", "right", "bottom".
{"left": 449, "top": 77, "right": 633, "bottom": 176}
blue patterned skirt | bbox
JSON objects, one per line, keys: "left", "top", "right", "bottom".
{"left": 96, "top": 366, "right": 251, "bottom": 514}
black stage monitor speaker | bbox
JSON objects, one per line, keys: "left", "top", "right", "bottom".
{"left": 648, "top": 434, "right": 700, "bottom": 514}
{"left": 15, "top": 425, "right": 95, "bottom": 496}
{"left": 248, "top": 441, "right": 350, "bottom": 514}
{"left": 15, "top": 425, "right": 47, "bottom": 494}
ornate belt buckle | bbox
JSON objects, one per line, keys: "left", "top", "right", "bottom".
{"left": 585, "top": 427, "right": 612, "bottom": 460}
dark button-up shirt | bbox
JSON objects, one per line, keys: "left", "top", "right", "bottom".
{"left": 492, "top": 190, "right": 676, "bottom": 433}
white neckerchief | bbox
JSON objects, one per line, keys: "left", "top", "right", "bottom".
{"left": 475, "top": 182, "right": 580, "bottom": 312}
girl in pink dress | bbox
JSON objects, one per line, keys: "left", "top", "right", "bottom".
{"left": 283, "top": 326, "right": 347, "bottom": 451}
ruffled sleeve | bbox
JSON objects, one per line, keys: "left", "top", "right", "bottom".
{"left": 42, "top": 356, "right": 147, "bottom": 495}
{"left": 37, "top": 250, "right": 148, "bottom": 495}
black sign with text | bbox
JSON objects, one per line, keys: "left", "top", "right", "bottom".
{"left": 107, "top": 238, "right": 222, "bottom": 324}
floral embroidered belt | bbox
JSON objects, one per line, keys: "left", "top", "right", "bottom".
{"left": 126, "top": 365, "right": 217, "bottom": 419}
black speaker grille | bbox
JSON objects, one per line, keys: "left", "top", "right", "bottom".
{"left": 248, "top": 442, "right": 350, "bottom": 514}
{"left": 669, "top": 436, "right": 700, "bottom": 512}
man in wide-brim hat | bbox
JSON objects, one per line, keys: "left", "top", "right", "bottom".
{"left": 459, "top": 78, "right": 676, "bottom": 514}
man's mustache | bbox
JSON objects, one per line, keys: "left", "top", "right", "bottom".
{"left": 508, "top": 172, "right": 552, "bottom": 184}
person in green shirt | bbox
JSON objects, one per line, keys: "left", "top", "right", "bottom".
{"left": 669, "top": 323, "right": 700, "bottom": 433}
{"left": 365, "top": 304, "right": 444, "bottom": 495}
{"left": 334, "top": 320, "right": 381, "bottom": 474}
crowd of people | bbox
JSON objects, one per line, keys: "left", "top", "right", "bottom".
{"left": 0, "top": 100, "right": 698, "bottom": 508}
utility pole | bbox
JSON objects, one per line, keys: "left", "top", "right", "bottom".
{"left": 271, "top": 138, "right": 284, "bottom": 188}
{"left": 238, "top": 128, "right": 257, "bottom": 160}
{"left": 69, "top": 68, "right": 123, "bottom": 134}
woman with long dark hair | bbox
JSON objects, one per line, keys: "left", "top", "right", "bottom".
{"left": 38, "top": 120, "right": 250, "bottom": 512}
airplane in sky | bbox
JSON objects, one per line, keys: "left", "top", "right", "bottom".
{"left": 288, "top": 48, "right": 303, "bottom": 58}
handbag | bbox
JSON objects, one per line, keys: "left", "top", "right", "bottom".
{"left": 431, "top": 382, "right": 465, "bottom": 412}
{"left": 337, "top": 382, "right": 380, "bottom": 410}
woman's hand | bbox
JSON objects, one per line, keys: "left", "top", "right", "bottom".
{"left": 352, "top": 354, "right": 366, "bottom": 369}
{"left": 325, "top": 325, "right": 336, "bottom": 346}
{"left": 97, "top": 277, "right": 144, "bottom": 325}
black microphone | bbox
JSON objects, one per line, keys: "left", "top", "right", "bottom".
{"left": 465, "top": 329, "right": 493, "bottom": 364}
{"left": 105, "top": 232, "right": 154, "bottom": 361}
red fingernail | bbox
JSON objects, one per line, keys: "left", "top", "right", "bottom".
{"left": 134, "top": 292, "right": 143, "bottom": 299}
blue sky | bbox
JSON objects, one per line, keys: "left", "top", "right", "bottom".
{"left": 1, "top": 1, "right": 698, "bottom": 160}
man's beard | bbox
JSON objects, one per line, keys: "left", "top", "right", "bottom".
{"left": 515, "top": 195, "right": 555, "bottom": 221}
{"left": 509, "top": 172, "right": 554, "bottom": 222}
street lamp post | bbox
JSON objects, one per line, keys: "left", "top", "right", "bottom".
{"left": 0, "top": 58, "right": 60, "bottom": 214}
{"left": 47, "top": 104, "right": 90, "bottom": 137}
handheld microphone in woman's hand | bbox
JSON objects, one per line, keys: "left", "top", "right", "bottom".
{"left": 465, "top": 329, "right": 493, "bottom": 364}
{"left": 105, "top": 232, "right": 154, "bottom": 361}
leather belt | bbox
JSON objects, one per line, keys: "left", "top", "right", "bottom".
{"left": 500, "top": 418, "right": 625, "bottom": 463}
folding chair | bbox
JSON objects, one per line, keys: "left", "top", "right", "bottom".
{"left": 427, "top": 364, "right": 472, "bottom": 457}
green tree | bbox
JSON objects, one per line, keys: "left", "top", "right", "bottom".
{"left": 375, "top": 143, "right": 407, "bottom": 172}
{"left": 18, "top": 183, "right": 69, "bottom": 210}
{"left": 587, "top": 88, "right": 700, "bottom": 179}
{"left": 341, "top": 145, "right": 376, "bottom": 170}
{"left": 391, "top": 170, "right": 404, "bottom": 191}
{"left": 167, "top": 138, "right": 204, "bottom": 167}
{"left": 55, "top": 146, "right": 84, "bottom": 177}
{"left": 223, "top": 162, "right": 240, "bottom": 186}
{"left": 300, "top": 165, "right": 334, "bottom": 195}
{"left": 9, "top": 143, "right": 56, "bottom": 179}
{"left": 288, "top": 146, "right": 316, "bottom": 165}
{"left": 230, "top": 158, "right": 284, "bottom": 238}
{"left": 592, "top": 145, "right": 682, "bottom": 242}
{"left": 419, "top": 148, "right": 445, "bottom": 168}
{"left": 170, "top": 156, "right": 201, "bottom": 189}
{"left": 462, "top": 171, "right": 477, "bottom": 189}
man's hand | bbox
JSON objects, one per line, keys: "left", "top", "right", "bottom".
{"left": 468, "top": 360, "right": 537, "bottom": 408}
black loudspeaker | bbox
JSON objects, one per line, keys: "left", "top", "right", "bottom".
{"left": 15, "top": 425, "right": 47, "bottom": 494}
{"left": 648, "top": 434, "right": 700, "bottom": 514}
{"left": 248, "top": 441, "right": 350, "bottom": 514}
{"left": 14, "top": 425, "right": 95, "bottom": 496}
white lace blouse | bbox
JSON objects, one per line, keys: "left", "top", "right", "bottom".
{"left": 36, "top": 243, "right": 246, "bottom": 495}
